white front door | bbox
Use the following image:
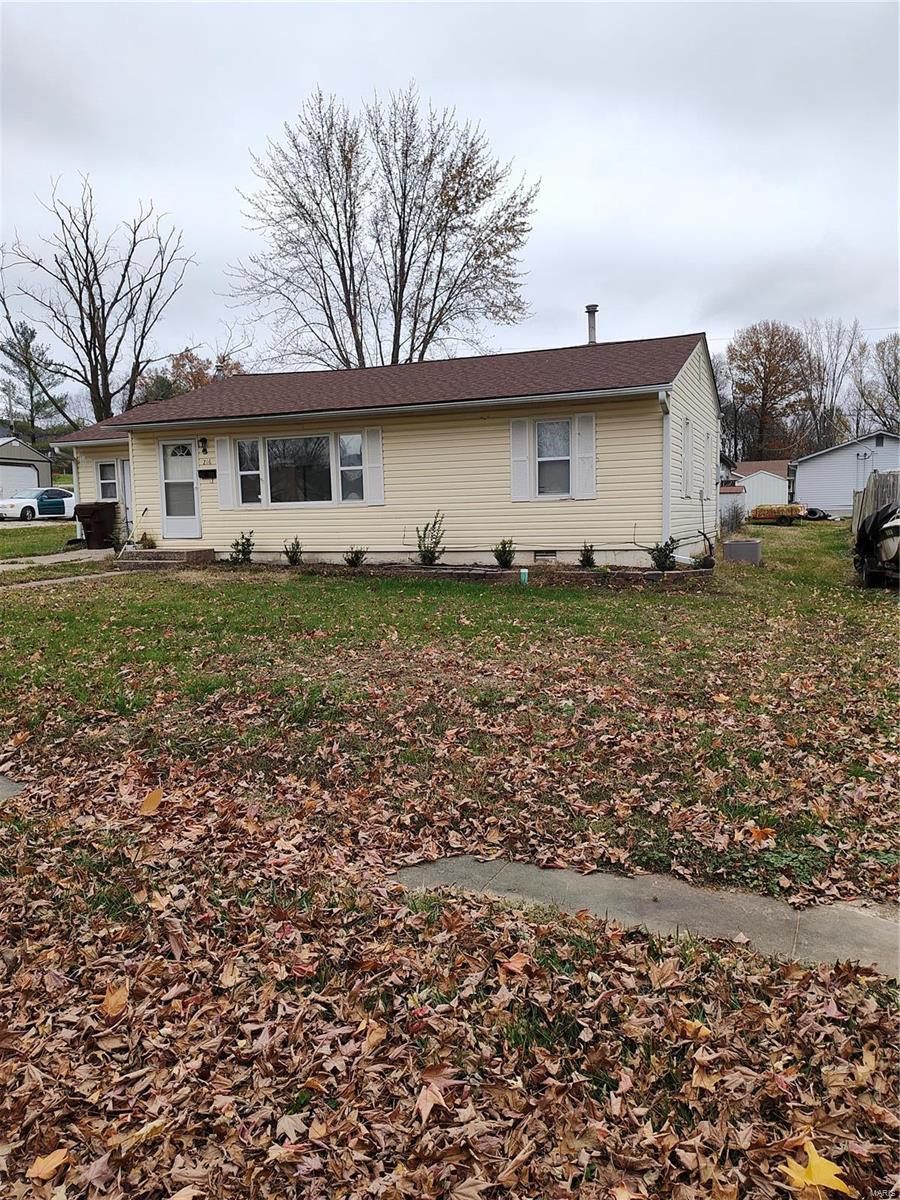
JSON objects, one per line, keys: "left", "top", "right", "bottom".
{"left": 160, "top": 440, "right": 201, "bottom": 539}
{"left": 119, "top": 458, "right": 134, "bottom": 534}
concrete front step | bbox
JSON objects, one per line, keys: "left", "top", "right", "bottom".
{"left": 114, "top": 548, "right": 216, "bottom": 571}
{"left": 122, "top": 549, "right": 216, "bottom": 562}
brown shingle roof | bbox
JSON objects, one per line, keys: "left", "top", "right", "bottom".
{"left": 54, "top": 333, "right": 703, "bottom": 443}
{"left": 735, "top": 459, "right": 790, "bottom": 479}
{"left": 52, "top": 418, "right": 130, "bottom": 446}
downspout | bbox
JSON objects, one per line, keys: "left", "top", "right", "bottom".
{"left": 73, "top": 450, "right": 82, "bottom": 541}
{"left": 659, "top": 390, "right": 671, "bottom": 542}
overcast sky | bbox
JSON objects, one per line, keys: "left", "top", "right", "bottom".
{"left": 2, "top": 1, "right": 897, "bottom": 371}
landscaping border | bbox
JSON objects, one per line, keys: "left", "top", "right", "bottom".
{"left": 211, "top": 560, "right": 716, "bottom": 589}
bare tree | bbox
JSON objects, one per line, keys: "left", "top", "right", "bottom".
{"left": 234, "top": 84, "right": 538, "bottom": 369}
{"left": 792, "top": 318, "right": 858, "bottom": 452}
{"left": 850, "top": 332, "right": 900, "bottom": 433}
{"left": 0, "top": 178, "right": 193, "bottom": 421}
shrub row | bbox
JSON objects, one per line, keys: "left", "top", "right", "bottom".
{"left": 230, "top": 515, "right": 695, "bottom": 571}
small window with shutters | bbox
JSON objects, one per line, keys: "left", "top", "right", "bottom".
{"left": 510, "top": 414, "right": 595, "bottom": 502}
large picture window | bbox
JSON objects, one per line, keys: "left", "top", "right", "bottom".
{"left": 535, "top": 419, "right": 571, "bottom": 496}
{"left": 267, "top": 436, "right": 333, "bottom": 504}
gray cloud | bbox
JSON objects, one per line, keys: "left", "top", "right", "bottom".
{"left": 2, "top": 1, "right": 897, "bottom": 368}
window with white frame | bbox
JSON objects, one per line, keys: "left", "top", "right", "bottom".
{"left": 97, "top": 462, "right": 118, "bottom": 501}
{"left": 267, "top": 436, "right": 332, "bottom": 503}
{"left": 338, "top": 433, "right": 364, "bottom": 501}
{"left": 236, "top": 439, "right": 262, "bottom": 504}
{"left": 234, "top": 432, "right": 369, "bottom": 506}
{"left": 535, "top": 419, "right": 571, "bottom": 496}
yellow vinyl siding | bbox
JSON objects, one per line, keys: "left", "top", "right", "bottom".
{"left": 667, "top": 344, "right": 720, "bottom": 555}
{"left": 73, "top": 444, "right": 129, "bottom": 537}
{"left": 128, "top": 395, "right": 665, "bottom": 563}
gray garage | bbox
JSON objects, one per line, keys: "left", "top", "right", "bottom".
{"left": 0, "top": 437, "right": 52, "bottom": 496}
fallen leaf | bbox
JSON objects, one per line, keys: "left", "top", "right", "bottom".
{"left": 499, "top": 951, "right": 532, "bottom": 975}
{"left": 415, "top": 1082, "right": 447, "bottom": 1125}
{"left": 139, "top": 786, "right": 164, "bottom": 815}
{"left": 100, "top": 981, "right": 129, "bottom": 1019}
{"left": 27, "top": 1148, "right": 69, "bottom": 1180}
{"left": 779, "top": 1141, "right": 856, "bottom": 1196}
{"left": 749, "top": 825, "right": 776, "bottom": 844}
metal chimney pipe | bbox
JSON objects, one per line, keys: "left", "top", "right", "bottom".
{"left": 585, "top": 304, "right": 598, "bottom": 344}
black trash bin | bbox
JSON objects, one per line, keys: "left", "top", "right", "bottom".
{"left": 74, "top": 501, "right": 117, "bottom": 550}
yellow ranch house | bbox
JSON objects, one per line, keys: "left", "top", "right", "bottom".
{"left": 54, "top": 326, "right": 721, "bottom": 567}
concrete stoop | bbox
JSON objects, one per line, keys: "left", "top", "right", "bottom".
{"left": 114, "top": 549, "right": 216, "bottom": 572}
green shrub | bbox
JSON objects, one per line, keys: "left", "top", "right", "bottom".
{"left": 283, "top": 537, "right": 303, "bottom": 566}
{"left": 492, "top": 538, "right": 516, "bottom": 568}
{"left": 229, "top": 530, "right": 255, "bottom": 566}
{"left": 344, "top": 546, "right": 368, "bottom": 568}
{"left": 579, "top": 542, "right": 596, "bottom": 569}
{"left": 416, "top": 511, "right": 445, "bottom": 565}
{"left": 648, "top": 538, "right": 678, "bottom": 572}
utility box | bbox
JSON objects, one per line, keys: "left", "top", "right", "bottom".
{"left": 724, "top": 538, "right": 762, "bottom": 566}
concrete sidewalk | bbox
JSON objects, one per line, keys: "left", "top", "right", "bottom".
{"left": 0, "top": 775, "right": 23, "bottom": 802}
{"left": 396, "top": 855, "right": 899, "bottom": 978}
{"left": 0, "top": 549, "right": 112, "bottom": 574}
{"left": 0, "top": 570, "right": 121, "bottom": 591}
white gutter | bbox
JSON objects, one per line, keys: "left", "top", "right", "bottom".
{"left": 50, "top": 438, "right": 129, "bottom": 449}
{"left": 659, "top": 389, "right": 671, "bottom": 541}
{"left": 95, "top": 383, "right": 673, "bottom": 433}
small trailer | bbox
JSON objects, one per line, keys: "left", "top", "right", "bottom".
{"left": 851, "top": 470, "right": 900, "bottom": 588}
{"left": 749, "top": 503, "right": 805, "bottom": 526}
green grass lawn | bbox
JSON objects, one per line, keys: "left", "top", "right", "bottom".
{"left": 0, "top": 521, "right": 896, "bottom": 1195}
{"left": 0, "top": 522, "right": 895, "bottom": 903}
{"left": 0, "top": 520, "right": 77, "bottom": 559}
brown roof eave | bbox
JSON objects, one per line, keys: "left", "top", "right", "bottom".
{"left": 104, "top": 383, "right": 673, "bottom": 433}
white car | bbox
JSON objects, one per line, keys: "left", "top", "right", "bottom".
{"left": 0, "top": 487, "right": 76, "bottom": 521}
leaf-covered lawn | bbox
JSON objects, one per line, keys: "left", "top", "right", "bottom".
{"left": 0, "top": 520, "right": 77, "bottom": 559}
{"left": 1, "top": 524, "right": 895, "bottom": 904}
{"left": 0, "top": 524, "right": 897, "bottom": 1195}
{"left": 0, "top": 770, "right": 896, "bottom": 1197}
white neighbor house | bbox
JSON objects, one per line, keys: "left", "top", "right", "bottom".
{"left": 737, "top": 470, "right": 789, "bottom": 510}
{"left": 792, "top": 432, "right": 900, "bottom": 516}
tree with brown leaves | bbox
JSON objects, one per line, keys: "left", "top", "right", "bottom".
{"left": 726, "top": 320, "right": 806, "bottom": 458}
{"left": 133, "top": 345, "right": 246, "bottom": 407}
{"left": 234, "top": 84, "right": 538, "bottom": 369}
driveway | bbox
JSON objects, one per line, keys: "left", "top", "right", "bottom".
{"left": 0, "top": 518, "right": 74, "bottom": 530}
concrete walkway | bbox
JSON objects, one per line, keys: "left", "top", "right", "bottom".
{"left": 0, "top": 775, "right": 23, "bottom": 802}
{"left": 0, "top": 549, "right": 112, "bottom": 574}
{"left": 0, "top": 570, "right": 120, "bottom": 591}
{"left": 396, "top": 856, "right": 900, "bottom": 979}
